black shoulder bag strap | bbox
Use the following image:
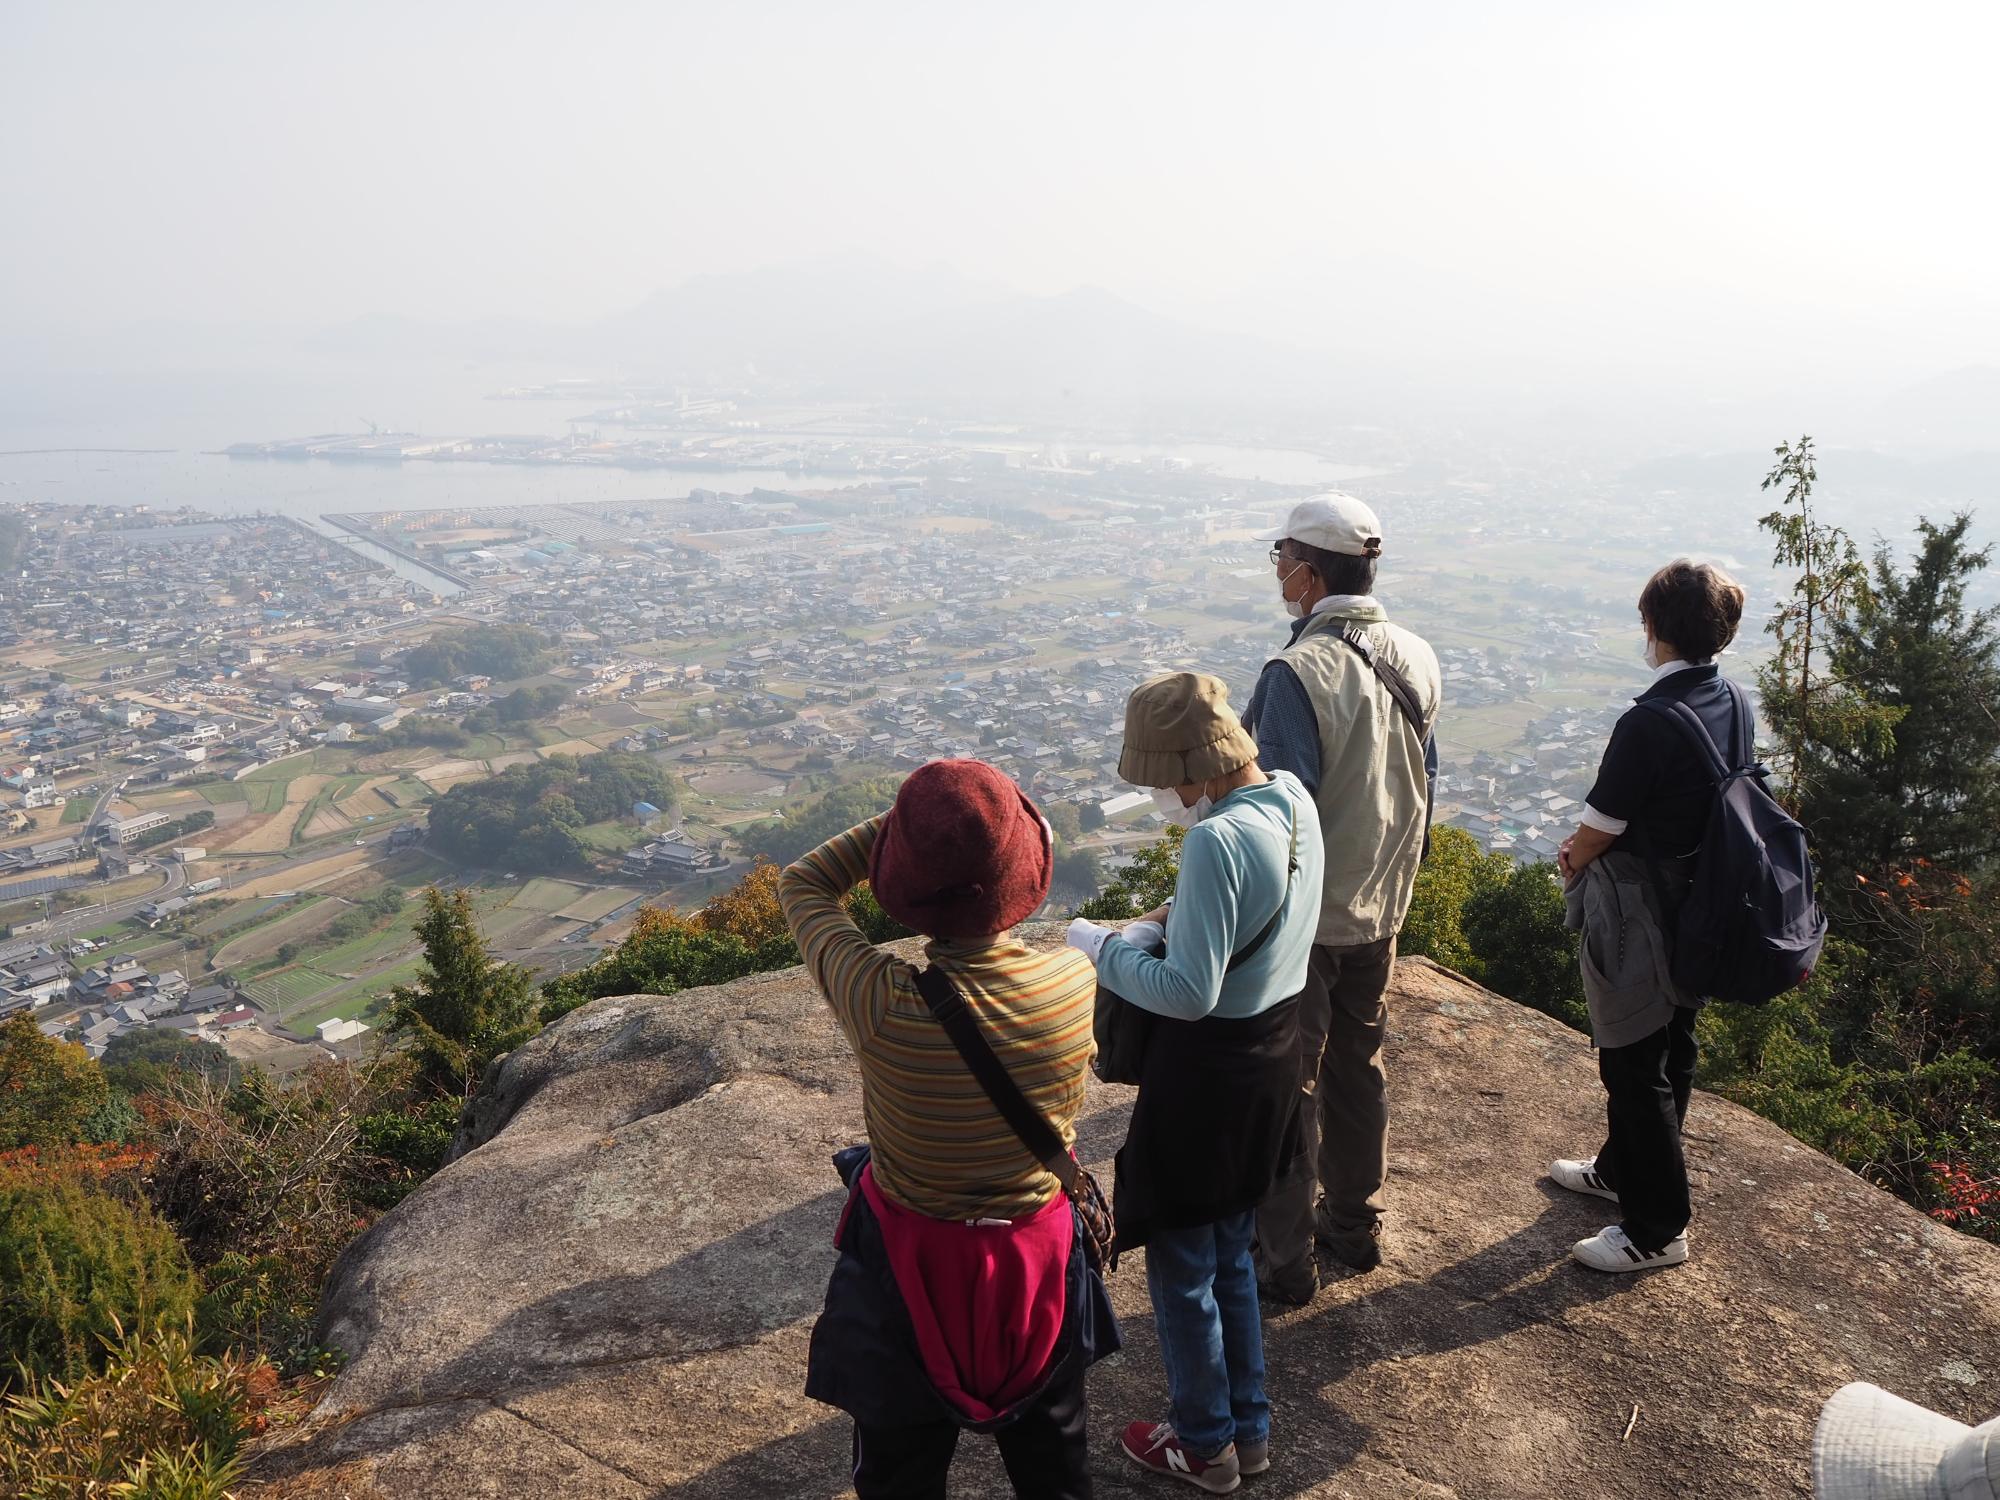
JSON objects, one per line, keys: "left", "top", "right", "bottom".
{"left": 1337, "top": 624, "right": 1430, "bottom": 743}
{"left": 1222, "top": 801, "right": 1299, "bottom": 973}
{"left": 1336, "top": 623, "right": 1436, "bottom": 853}
{"left": 911, "top": 965, "right": 1080, "bottom": 1193}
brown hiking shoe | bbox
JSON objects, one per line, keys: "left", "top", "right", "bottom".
{"left": 1315, "top": 1214, "right": 1383, "bottom": 1272}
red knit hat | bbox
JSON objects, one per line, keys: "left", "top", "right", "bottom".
{"left": 869, "top": 759, "right": 1052, "bottom": 940}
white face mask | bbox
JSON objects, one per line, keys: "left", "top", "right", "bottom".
{"left": 1279, "top": 561, "right": 1310, "bottom": 619}
{"left": 1640, "top": 636, "right": 1665, "bottom": 670}
{"left": 1150, "top": 786, "right": 1210, "bottom": 828}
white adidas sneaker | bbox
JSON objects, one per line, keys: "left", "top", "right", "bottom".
{"left": 1549, "top": 1156, "right": 1620, "bottom": 1202}
{"left": 1571, "top": 1224, "right": 1689, "bottom": 1273}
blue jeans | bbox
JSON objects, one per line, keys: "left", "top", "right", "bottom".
{"left": 1144, "top": 1211, "right": 1269, "bottom": 1457}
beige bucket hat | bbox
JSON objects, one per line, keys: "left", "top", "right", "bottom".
{"left": 1117, "top": 672, "right": 1259, "bottom": 790}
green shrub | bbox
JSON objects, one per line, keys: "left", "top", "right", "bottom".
{"left": 538, "top": 912, "right": 789, "bottom": 1025}
{"left": 1400, "top": 826, "right": 1511, "bottom": 975}
{"left": 0, "top": 1017, "right": 112, "bottom": 1151}
{"left": 354, "top": 1097, "right": 461, "bottom": 1208}
{"left": 0, "top": 1319, "right": 266, "bottom": 1499}
{"left": 0, "top": 1177, "right": 199, "bottom": 1390}
{"left": 193, "top": 1251, "right": 342, "bottom": 1379}
{"left": 147, "top": 1060, "right": 414, "bottom": 1375}
{"left": 1460, "top": 862, "right": 1585, "bottom": 1031}
{"left": 1072, "top": 826, "right": 1186, "bottom": 920}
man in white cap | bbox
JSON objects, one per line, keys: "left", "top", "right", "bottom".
{"left": 1813, "top": 1382, "right": 1998, "bottom": 1499}
{"left": 1245, "top": 493, "right": 1441, "bottom": 1303}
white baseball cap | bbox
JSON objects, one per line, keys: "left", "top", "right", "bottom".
{"left": 1253, "top": 493, "right": 1384, "bottom": 558}
{"left": 1813, "top": 1383, "right": 1998, "bottom": 1500}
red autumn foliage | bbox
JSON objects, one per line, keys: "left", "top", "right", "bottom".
{"left": 1928, "top": 1160, "right": 1999, "bottom": 1224}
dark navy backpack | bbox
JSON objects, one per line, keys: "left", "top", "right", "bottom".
{"left": 1639, "top": 679, "right": 1827, "bottom": 1006}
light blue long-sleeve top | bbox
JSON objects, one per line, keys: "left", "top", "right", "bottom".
{"left": 1094, "top": 770, "right": 1324, "bottom": 1020}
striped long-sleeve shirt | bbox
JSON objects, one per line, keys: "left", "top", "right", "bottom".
{"left": 778, "top": 816, "right": 1099, "bottom": 1221}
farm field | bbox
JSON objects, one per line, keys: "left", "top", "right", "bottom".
{"left": 286, "top": 979, "right": 401, "bottom": 1038}
{"left": 414, "top": 758, "right": 490, "bottom": 790}
{"left": 590, "top": 704, "right": 649, "bottom": 728}
{"left": 229, "top": 847, "right": 375, "bottom": 898}
{"left": 222, "top": 774, "right": 331, "bottom": 853}
{"left": 553, "top": 885, "right": 640, "bottom": 923}
{"left": 510, "top": 878, "right": 588, "bottom": 913}
{"left": 191, "top": 894, "right": 314, "bottom": 939}
{"left": 212, "top": 898, "right": 350, "bottom": 970}
{"left": 307, "top": 923, "right": 416, "bottom": 976}
{"left": 479, "top": 902, "right": 552, "bottom": 943}
{"left": 572, "top": 820, "right": 636, "bottom": 854}
{"left": 688, "top": 767, "right": 786, "bottom": 797}
{"left": 240, "top": 965, "right": 341, "bottom": 1012}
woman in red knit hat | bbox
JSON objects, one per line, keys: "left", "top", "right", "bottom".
{"left": 778, "top": 758, "right": 1119, "bottom": 1500}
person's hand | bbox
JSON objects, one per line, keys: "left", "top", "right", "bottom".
{"left": 1557, "top": 837, "right": 1577, "bottom": 884}
{"left": 1135, "top": 904, "right": 1170, "bottom": 928}
{"left": 1065, "top": 918, "right": 1112, "bottom": 963}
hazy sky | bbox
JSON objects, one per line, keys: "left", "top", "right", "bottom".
{"left": 5, "top": 1, "right": 1998, "bottom": 392}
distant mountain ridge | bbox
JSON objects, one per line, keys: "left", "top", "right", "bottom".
{"left": 301, "top": 254, "right": 1342, "bottom": 399}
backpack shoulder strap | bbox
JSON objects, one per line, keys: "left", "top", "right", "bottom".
{"left": 1338, "top": 626, "right": 1430, "bottom": 742}
{"left": 1636, "top": 695, "right": 1734, "bottom": 784}
{"left": 1721, "top": 676, "right": 1756, "bottom": 770}
{"left": 911, "top": 966, "right": 1078, "bottom": 1193}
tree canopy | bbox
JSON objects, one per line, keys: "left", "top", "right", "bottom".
{"left": 0, "top": 1017, "right": 111, "bottom": 1152}
{"left": 1805, "top": 512, "right": 2000, "bottom": 881}
{"left": 100, "top": 1028, "right": 238, "bottom": 1097}
{"left": 383, "top": 888, "right": 540, "bottom": 1097}
{"left": 427, "top": 751, "right": 679, "bottom": 873}
{"left": 739, "top": 777, "right": 904, "bottom": 867}
{"left": 402, "top": 625, "right": 553, "bottom": 687}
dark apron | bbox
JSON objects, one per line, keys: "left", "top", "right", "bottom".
{"left": 1112, "top": 997, "right": 1306, "bottom": 1250}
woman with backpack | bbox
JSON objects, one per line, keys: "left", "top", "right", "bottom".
{"left": 1552, "top": 560, "right": 1751, "bottom": 1274}
{"left": 1066, "top": 672, "right": 1323, "bottom": 1493}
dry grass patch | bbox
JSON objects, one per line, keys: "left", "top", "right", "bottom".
{"left": 412, "top": 758, "right": 486, "bottom": 786}
{"left": 332, "top": 776, "right": 399, "bottom": 821}
{"left": 223, "top": 776, "right": 331, "bottom": 854}
{"left": 553, "top": 885, "right": 641, "bottom": 922}
{"left": 228, "top": 848, "right": 374, "bottom": 899}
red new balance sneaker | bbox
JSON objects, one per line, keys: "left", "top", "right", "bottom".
{"left": 1120, "top": 1420, "right": 1242, "bottom": 1493}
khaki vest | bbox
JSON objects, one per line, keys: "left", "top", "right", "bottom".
{"left": 1271, "top": 603, "right": 1442, "bottom": 946}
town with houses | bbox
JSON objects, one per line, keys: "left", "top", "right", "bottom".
{"left": 1, "top": 422, "right": 1735, "bottom": 1073}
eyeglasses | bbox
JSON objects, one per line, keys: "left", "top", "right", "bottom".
{"left": 1267, "top": 546, "right": 1288, "bottom": 566}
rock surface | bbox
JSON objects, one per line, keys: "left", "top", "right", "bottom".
{"left": 255, "top": 929, "right": 2000, "bottom": 1498}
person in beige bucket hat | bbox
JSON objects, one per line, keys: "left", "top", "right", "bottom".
{"left": 1813, "top": 1382, "right": 1998, "bottom": 1499}
{"left": 1113, "top": 670, "right": 1263, "bottom": 796}
{"left": 1067, "top": 671, "right": 1325, "bottom": 1491}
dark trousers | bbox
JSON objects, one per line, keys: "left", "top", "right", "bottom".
{"left": 1594, "top": 1005, "right": 1699, "bottom": 1251}
{"left": 850, "top": 1360, "right": 1092, "bottom": 1500}
{"left": 1255, "top": 937, "right": 1396, "bottom": 1278}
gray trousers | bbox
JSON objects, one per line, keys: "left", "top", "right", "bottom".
{"left": 1255, "top": 936, "right": 1396, "bottom": 1278}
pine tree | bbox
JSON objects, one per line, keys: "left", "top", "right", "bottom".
{"left": 383, "top": 887, "right": 539, "bottom": 1098}
{"left": 1756, "top": 436, "right": 1900, "bottom": 813}
{"left": 1813, "top": 513, "right": 2000, "bottom": 878}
